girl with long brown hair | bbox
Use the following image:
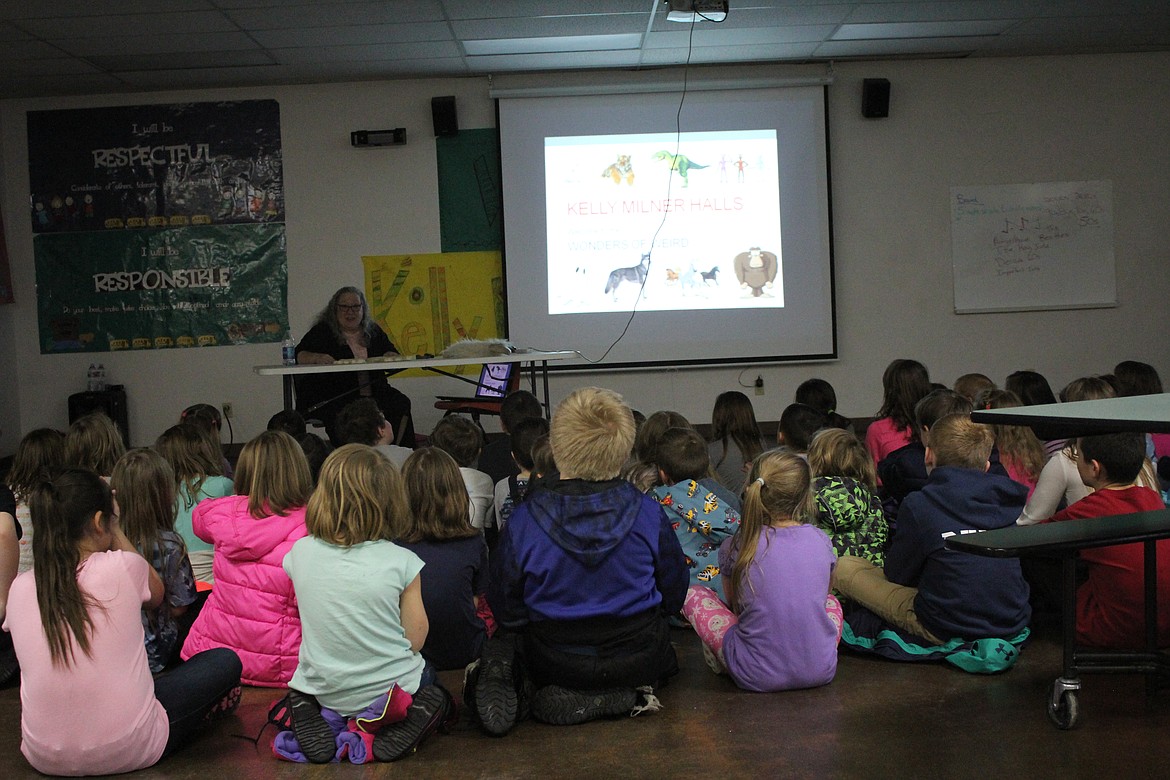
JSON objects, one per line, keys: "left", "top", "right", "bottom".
{"left": 4, "top": 468, "right": 240, "bottom": 775}
{"left": 155, "top": 422, "right": 233, "bottom": 584}
{"left": 398, "top": 446, "right": 489, "bottom": 671}
{"left": 110, "top": 449, "right": 196, "bottom": 673}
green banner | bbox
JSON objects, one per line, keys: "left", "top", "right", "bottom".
{"left": 35, "top": 224, "right": 287, "bottom": 353}
{"left": 437, "top": 128, "right": 503, "bottom": 252}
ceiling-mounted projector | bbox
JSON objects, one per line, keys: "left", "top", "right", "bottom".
{"left": 665, "top": 0, "right": 728, "bottom": 23}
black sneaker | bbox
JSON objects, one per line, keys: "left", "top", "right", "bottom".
{"left": 372, "top": 685, "right": 454, "bottom": 762}
{"left": 287, "top": 690, "right": 336, "bottom": 764}
{"left": 530, "top": 686, "right": 639, "bottom": 726}
{"left": 472, "top": 637, "right": 520, "bottom": 737}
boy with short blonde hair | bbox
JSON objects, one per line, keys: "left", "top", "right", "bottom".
{"left": 469, "top": 387, "right": 687, "bottom": 733}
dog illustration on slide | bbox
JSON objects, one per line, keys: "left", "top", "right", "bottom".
{"left": 604, "top": 253, "right": 650, "bottom": 300}
{"left": 652, "top": 151, "right": 708, "bottom": 187}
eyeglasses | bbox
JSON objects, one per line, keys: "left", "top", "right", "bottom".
{"left": 336, "top": 303, "right": 363, "bottom": 313}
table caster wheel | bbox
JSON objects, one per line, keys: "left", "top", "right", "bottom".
{"left": 1047, "top": 681, "right": 1079, "bottom": 729}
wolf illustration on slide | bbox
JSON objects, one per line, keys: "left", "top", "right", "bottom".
{"left": 653, "top": 151, "right": 708, "bottom": 187}
{"left": 604, "top": 253, "right": 650, "bottom": 300}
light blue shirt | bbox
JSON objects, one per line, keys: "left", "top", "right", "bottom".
{"left": 283, "top": 537, "right": 425, "bottom": 715}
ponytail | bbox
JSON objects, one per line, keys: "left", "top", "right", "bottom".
{"left": 30, "top": 469, "right": 113, "bottom": 666}
{"left": 727, "top": 452, "right": 812, "bottom": 611}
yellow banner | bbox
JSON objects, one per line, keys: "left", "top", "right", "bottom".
{"left": 362, "top": 251, "right": 504, "bottom": 377}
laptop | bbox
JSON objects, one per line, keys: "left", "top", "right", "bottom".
{"left": 435, "top": 362, "right": 516, "bottom": 403}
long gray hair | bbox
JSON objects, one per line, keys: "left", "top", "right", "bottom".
{"left": 315, "top": 285, "right": 376, "bottom": 344}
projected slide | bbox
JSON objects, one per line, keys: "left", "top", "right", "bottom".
{"left": 545, "top": 130, "right": 783, "bottom": 315}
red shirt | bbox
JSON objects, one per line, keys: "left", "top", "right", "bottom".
{"left": 1050, "top": 486, "right": 1168, "bottom": 649}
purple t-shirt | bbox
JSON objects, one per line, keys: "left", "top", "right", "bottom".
{"left": 718, "top": 524, "right": 838, "bottom": 692}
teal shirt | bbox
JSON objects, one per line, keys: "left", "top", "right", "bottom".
{"left": 283, "top": 537, "right": 425, "bottom": 715}
{"left": 174, "top": 476, "right": 234, "bottom": 555}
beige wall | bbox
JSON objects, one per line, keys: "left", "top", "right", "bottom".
{"left": 2, "top": 53, "right": 1168, "bottom": 453}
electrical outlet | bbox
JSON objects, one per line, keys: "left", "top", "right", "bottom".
{"left": 221, "top": 402, "right": 233, "bottom": 420}
{"left": 754, "top": 376, "right": 764, "bottom": 396}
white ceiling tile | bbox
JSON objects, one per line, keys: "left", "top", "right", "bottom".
{"left": 646, "top": 24, "right": 838, "bottom": 47}
{"left": 453, "top": 14, "right": 644, "bottom": 40}
{"left": 270, "top": 41, "right": 463, "bottom": 64}
{"left": 464, "top": 33, "right": 642, "bottom": 55}
{"left": 250, "top": 21, "right": 453, "bottom": 48}
{"left": 224, "top": 1, "right": 445, "bottom": 30}
{"left": 832, "top": 20, "right": 1016, "bottom": 40}
{"left": 57, "top": 32, "right": 261, "bottom": 57}
{"left": 14, "top": 10, "right": 239, "bottom": 39}
{"left": 814, "top": 36, "right": 995, "bottom": 57}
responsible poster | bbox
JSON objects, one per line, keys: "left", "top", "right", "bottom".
{"left": 28, "top": 100, "right": 287, "bottom": 351}
{"left": 36, "top": 224, "right": 287, "bottom": 353}
{"left": 362, "top": 251, "right": 504, "bottom": 376}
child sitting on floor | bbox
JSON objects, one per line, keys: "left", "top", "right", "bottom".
{"left": 5, "top": 428, "right": 66, "bottom": 573}
{"left": 776, "top": 403, "right": 826, "bottom": 456}
{"left": 181, "top": 431, "right": 312, "bottom": 687}
{"left": 807, "top": 427, "right": 889, "bottom": 567}
{"left": 877, "top": 389, "right": 973, "bottom": 519}
{"left": 493, "top": 416, "right": 549, "bottom": 533}
{"left": 282, "top": 445, "right": 453, "bottom": 764}
{"left": 1044, "top": 432, "right": 1168, "bottom": 648}
{"left": 110, "top": 449, "right": 197, "bottom": 673}
{"left": 64, "top": 412, "right": 125, "bottom": 478}
{"left": 430, "top": 416, "right": 493, "bottom": 532}
{"left": 866, "top": 359, "right": 932, "bottom": 469}
{"left": 155, "top": 423, "right": 234, "bottom": 584}
{"left": 4, "top": 469, "right": 240, "bottom": 776}
{"left": 335, "top": 398, "right": 412, "bottom": 469}
{"left": 399, "top": 447, "right": 489, "bottom": 671}
{"left": 650, "top": 427, "right": 741, "bottom": 601}
{"left": 682, "top": 449, "right": 841, "bottom": 692}
{"left": 834, "top": 414, "right": 1031, "bottom": 661}
{"left": 468, "top": 387, "right": 688, "bottom": 734}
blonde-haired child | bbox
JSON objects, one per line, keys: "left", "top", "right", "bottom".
{"left": 808, "top": 428, "right": 889, "bottom": 567}
{"left": 110, "top": 449, "right": 197, "bottom": 673}
{"left": 5, "top": 428, "right": 66, "bottom": 573}
{"left": 399, "top": 447, "right": 489, "bottom": 671}
{"left": 181, "top": 431, "right": 312, "bottom": 686}
{"left": 155, "top": 423, "right": 233, "bottom": 584}
{"left": 282, "top": 444, "right": 452, "bottom": 763}
{"left": 682, "top": 450, "right": 841, "bottom": 692}
{"left": 64, "top": 412, "right": 125, "bottom": 477}
{"left": 3, "top": 468, "right": 240, "bottom": 775}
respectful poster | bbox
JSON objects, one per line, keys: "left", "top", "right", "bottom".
{"left": 28, "top": 99, "right": 288, "bottom": 352}
{"left": 362, "top": 251, "right": 504, "bottom": 376}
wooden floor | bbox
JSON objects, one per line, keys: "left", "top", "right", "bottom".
{"left": 3, "top": 621, "right": 1170, "bottom": 778}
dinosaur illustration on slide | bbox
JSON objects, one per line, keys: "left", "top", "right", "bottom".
{"left": 652, "top": 151, "right": 708, "bottom": 187}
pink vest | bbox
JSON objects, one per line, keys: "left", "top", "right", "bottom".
{"left": 181, "top": 495, "right": 307, "bottom": 686}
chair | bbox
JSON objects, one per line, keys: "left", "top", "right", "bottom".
{"left": 433, "top": 367, "right": 522, "bottom": 425}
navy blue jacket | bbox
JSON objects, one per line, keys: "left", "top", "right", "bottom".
{"left": 886, "top": 465, "right": 1031, "bottom": 640}
{"left": 490, "top": 479, "right": 688, "bottom": 628}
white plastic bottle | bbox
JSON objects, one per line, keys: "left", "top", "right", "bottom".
{"left": 95, "top": 363, "right": 107, "bottom": 391}
{"left": 87, "top": 363, "right": 98, "bottom": 392}
{"left": 282, "top": 331, "right": 297, "bottom": 365}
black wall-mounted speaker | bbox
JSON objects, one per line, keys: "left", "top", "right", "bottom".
{"left": 862, "top": 78, "right": 891, "bottom": 119}
{"left": 68, "top": 386, "right": 130, "bottom": 447}
{"left": 431, "top": 95, "right": 458, "bottom": 137}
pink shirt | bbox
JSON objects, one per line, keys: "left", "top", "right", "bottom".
{"left": 865, "top": 416, "right": 915, "bottom": 466}
{"left": 4, "top": 551, "right": 169, "bottom": 776}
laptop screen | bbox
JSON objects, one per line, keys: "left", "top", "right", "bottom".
{"left": 475, "top": 362, "right": 514, "bottom": 399}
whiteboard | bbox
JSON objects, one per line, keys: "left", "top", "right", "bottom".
{"left": 950, "top": 180, "right": 1115, "bottom": 313}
